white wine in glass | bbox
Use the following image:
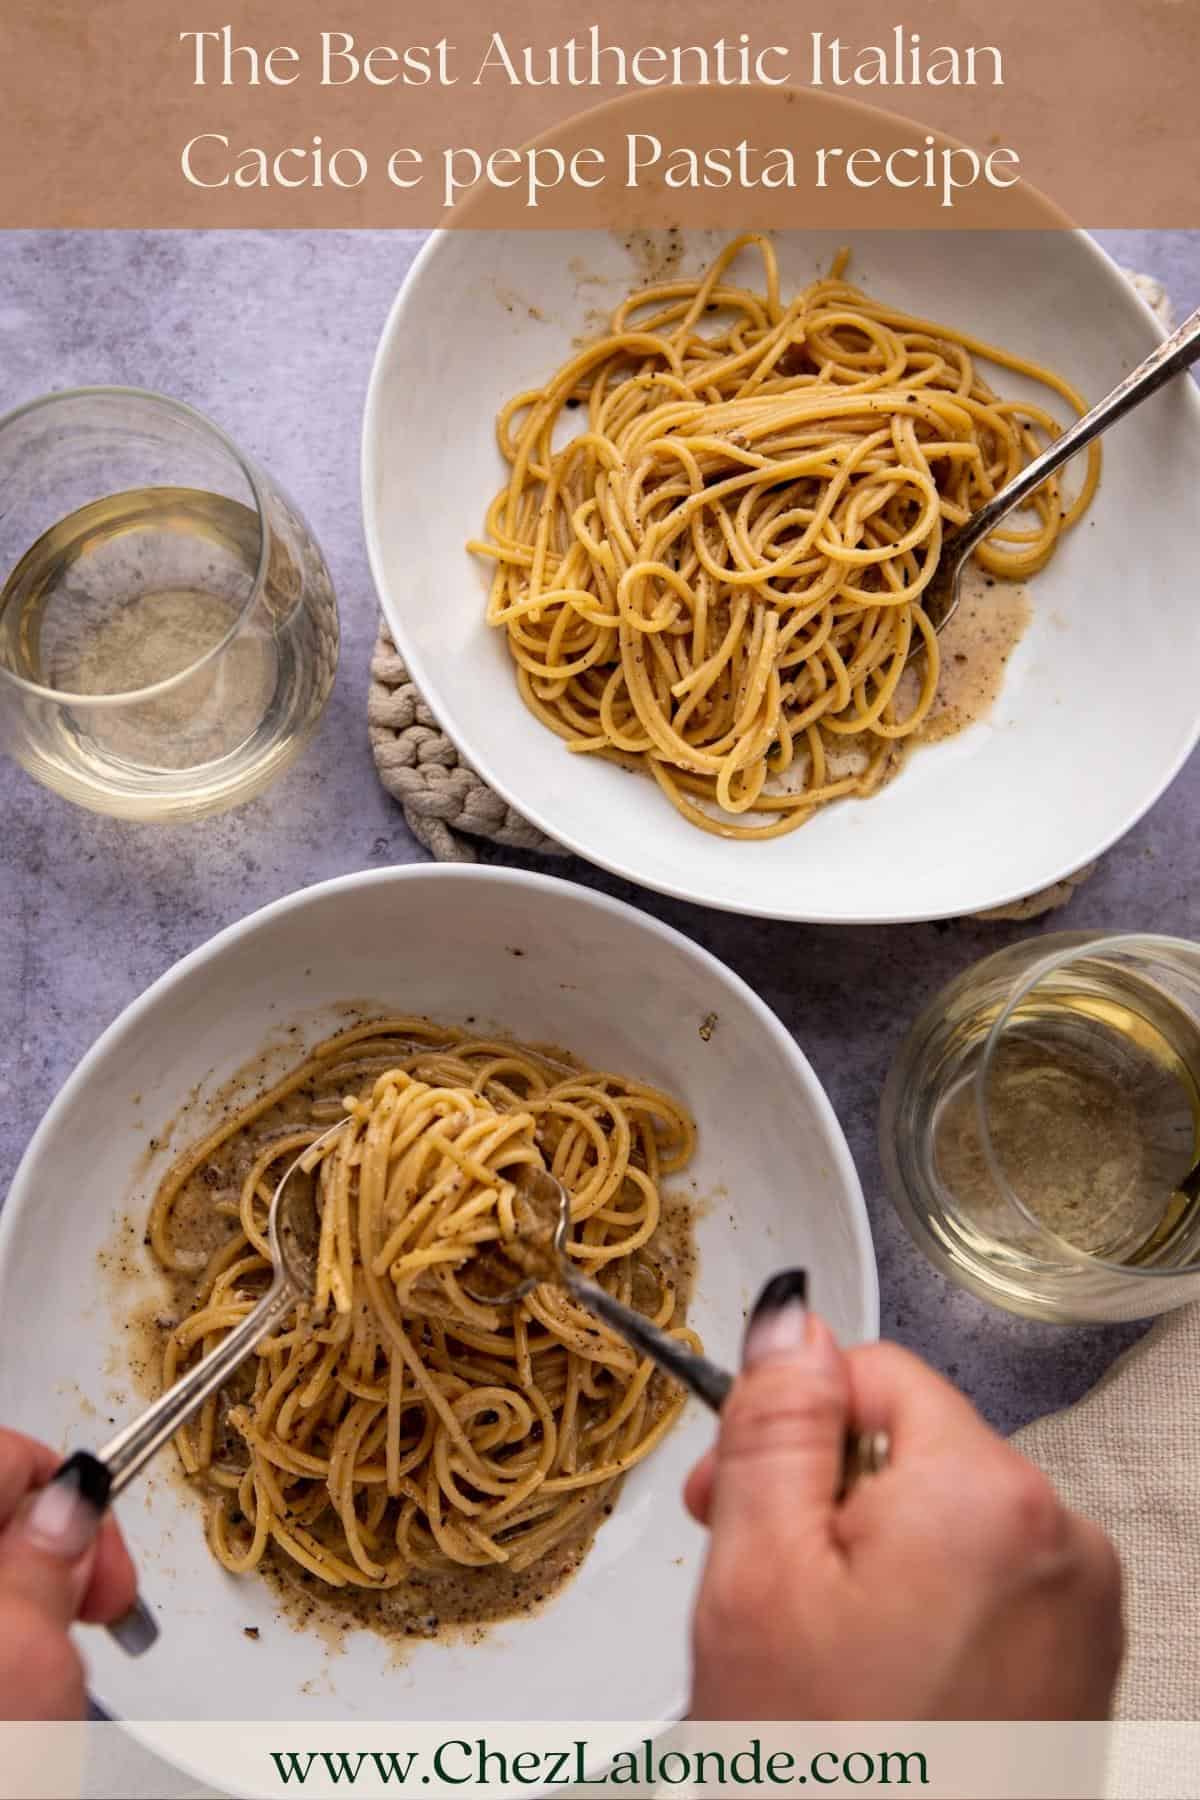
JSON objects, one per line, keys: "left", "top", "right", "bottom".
{"left": 0, "top": 389, "right": 338, "bottom": 821}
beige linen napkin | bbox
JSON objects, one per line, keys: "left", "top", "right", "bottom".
{"left": 1015, "top": 1304, "right": 1200, "bottom": 1719}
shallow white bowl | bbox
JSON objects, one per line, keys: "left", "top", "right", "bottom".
{"left": 364, "top": 229, "right": 1200, "bottom": 923}
{"left": 0, "top": 865, "right": 874, "bottom": 1737}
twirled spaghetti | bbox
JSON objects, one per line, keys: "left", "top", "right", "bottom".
{"left": 471, "top": 233, "right": 1100, "bottom": 839}
{"left": 147, "top": 1017, "right": 698, "bottom": 1625}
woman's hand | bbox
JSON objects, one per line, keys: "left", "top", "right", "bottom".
{"left": 0, "top": 1430, "right": 139, "bottom": 1719}
{"left": 685, "top": 1275, "right": 1124, "bottom": 1720}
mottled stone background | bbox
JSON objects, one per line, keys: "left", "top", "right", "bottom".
{"left": 1, "top": 230, "right": 1197, "bottom": 1436}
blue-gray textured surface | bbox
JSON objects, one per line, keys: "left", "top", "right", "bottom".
{"left": 1, "top": 229, "right": 1196, "bottom": 1436}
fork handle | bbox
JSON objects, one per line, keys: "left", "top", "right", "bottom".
{"left": 564, "top": 1265, "right": 734, "bottom": 1410}
{"left": 959, "top": 299, "right": 1200, "bottom": 557}
{"left": 561, "top": 1266, "right": 888, "bottom": 1495}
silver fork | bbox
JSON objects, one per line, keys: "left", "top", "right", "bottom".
{"left": 922, "top": 300, "right": 1200, "bottom": 638}
{"left": 465, "top": 1167, "right": 889, "bottom": 1496}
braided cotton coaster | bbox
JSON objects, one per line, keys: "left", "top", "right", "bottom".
{"left": 368, "top": 270, "right": 1171, "bottom": 914}
{"left": 368, "top": 631, "right": 563, "bottom": 863}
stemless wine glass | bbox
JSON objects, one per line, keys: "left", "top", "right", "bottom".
{"left": 881, "top": 933, "right": 1200, "bottom": 1323}
{"left": 0, "top": 387, "right": 338, "bottom": 821}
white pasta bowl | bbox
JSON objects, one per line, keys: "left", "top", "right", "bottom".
{"left": 363, "top": 229, "right": 1200, "bottom": 923}
{"left": 0, "top": 865, "right": 874, "bottom": 1744}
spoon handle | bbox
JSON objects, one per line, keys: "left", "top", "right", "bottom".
{"left": 93, "top": 1278, "right": 297, "bottom": 1499}
{"left": 36, "top": 1280, "right": 295, "bottom": 1658}
{"left": 959, "top": 299, "right": 1200, "bottom": 556}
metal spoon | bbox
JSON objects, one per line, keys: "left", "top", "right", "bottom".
{"left": 46, "top": 1118, "right": 346, "bottom": 1653}
{"left": 922, "top": 300, "right": 1200, "bottom": 638}
{"left": 466, "top": 1167, "right": 889, "bottom": 1494}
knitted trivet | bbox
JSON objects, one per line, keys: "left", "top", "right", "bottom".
{"left": 369, "top": 270, "right": 1171, "bottom": 914}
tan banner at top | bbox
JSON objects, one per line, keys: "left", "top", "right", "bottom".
{"left": 0, "top": 0, "right": 1195, "bottom": 227}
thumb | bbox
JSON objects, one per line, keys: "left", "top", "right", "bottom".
{"left": 709, "top": 1271, "right": 850, "bottom": 1551}
{"left": 0, "top": 1455, "right": 108, "bottom": 1627}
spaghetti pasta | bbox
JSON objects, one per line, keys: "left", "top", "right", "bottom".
{"left": 470, "top": 233, "right": 1100, "bottom": 839}
{"left": 148, "top": 1016, "right": 698, "bottom": 1619}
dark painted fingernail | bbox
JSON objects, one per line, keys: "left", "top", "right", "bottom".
{"left": 743, "top": 1269, "right": 809, "bottom": 1367}
{"left": 749, "top": 1269, "right": 808, "bottom": 1324}
{"left": 20, "top": 1453, "right": 111, "bottom": 1559}
{"left": 108, "top": 1595, "right": 160, "bottom": 1657}
{"left": 53, "top": 1451, "right": 112, "bottom": 1511}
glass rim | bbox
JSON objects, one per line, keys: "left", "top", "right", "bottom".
{"left": 974, "top": 930, "right": 1200, "bottom": 1279}
{"left": 0, "top": 385, "right": 271, "bottom": 708}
